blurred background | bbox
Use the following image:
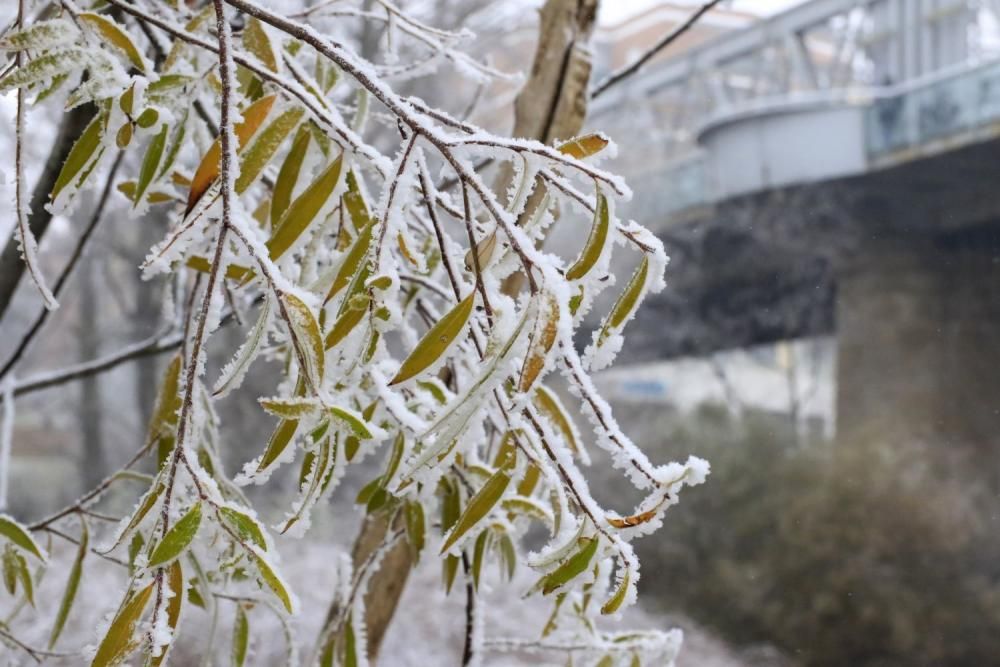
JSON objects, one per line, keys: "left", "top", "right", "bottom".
{"left": 3, "top": 0, "right": 1000, "bottom": 664}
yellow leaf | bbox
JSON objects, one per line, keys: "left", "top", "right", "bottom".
{"left": 557, "top": 133, "right": 609, "bottom": 160}
{"left": 518, "top": 292, "right": 559, "bottom": 393}
{"left": 79, "top": 13, "right": 146, "bottom": 72}
{"left": 270, "top": 127, "right": 311, "bottom": 225}
{"left": 598, "top": 255, "right": 649, "bottom": 345}
{"left": 90, "top": 582, "right": 155, "bottom": 667}
{"left": 266, "top": 155, "right": 344, "bottom": 261}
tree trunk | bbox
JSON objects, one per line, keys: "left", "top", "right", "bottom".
{"left": 0, "top": 105, "right": 94, "bottom": 319}
{"left": 344, "top": 1, "right": 599, "bottom": 662}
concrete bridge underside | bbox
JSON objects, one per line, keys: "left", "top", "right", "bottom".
{"left": 619, "top": 133, "right": 1000, "bottom": 462}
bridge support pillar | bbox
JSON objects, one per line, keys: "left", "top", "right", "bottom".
{"left": 836, "top": 233, "right": 1000, "bottom": 469}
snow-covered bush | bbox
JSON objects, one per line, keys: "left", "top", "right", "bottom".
{"left": 0, "top": 1, "right": 708, "bottom": 665}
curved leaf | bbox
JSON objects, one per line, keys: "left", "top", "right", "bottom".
{"left": 51, "top": 112, "right": 104, "bottom": 203}
{"left": 598, "top": 255, "right": 649, "bottom": 345}
{"left": 266, "top": 155, "right": 344, "bottom": 261}
{"left": 243, "top": 17, "right": 277, "bottom": 72}
{"left": 79, "top": 13, "right": 146, "bottom": 72}
{"left": 601, "top": 568, "right": 631, "bottom": 615}
{"left": 219, "top": 507, "right": 268, "bottom": 550}
{"left": 518, "top": 292, "right": 559, "bottom": 393}
{"left": 390, "top": 291, "right": 475, "bottom": 385}
{"left": 270, "top": 128, "right": 311, "bottom": 225}
{"left": 149, "top": 559, "right": 184, "bottom": 667}
{"left": 251, "top": 551, "right": 294, "bottom": 613}
{"left": 233, "top": 604, "right": 250, "bottom": 667}
{"left": 440, "top": 463, "right": 512, "bottom": 554}
{"left": 91, "top": 582, "right": 155, "bottom": 667}
{"left": 49, "top": 519, "right": 87, "bottom": 647}
{"left": 134, "top": 124, "right": 168, "bottom": 207}
{"left": 235, "top": 106, "right": 304, "bottom": 194}
{"left": 0, "top": 515, "right": 46, "bottom": 561}
{"left": 282, "top": 293, "right": 325, "bottom": 387}
{"left": 557, "top": 133, "right": 609, "bottom": 160}
{"left": 565, "top": 193, "right": 610, "bottom": 281}
{"left": 541, "top": 537, "right": 598, "bottom": 595}
{"left": 148, "top": 503, "right": 201, "bottom": 568}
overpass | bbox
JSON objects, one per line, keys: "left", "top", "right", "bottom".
{"left": 589, "top": 0, "right": 1000, "bottom": 457}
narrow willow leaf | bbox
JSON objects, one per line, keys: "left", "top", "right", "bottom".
{"left": 128, "top": 533, "right": 143, "bottom": 573}
{"left": 443, "top": 555, "right": 460, "bottom": 595}
{"left": 282, "top": 293, "right": 325, "bottom": 387}
{"left": 51, "top": 112, "right": 104, "bottom": 202}
{"left": 213, "top": 298, "right": 272, "bottom": 398}
{"left": 322, "top": 302, "right": 365, "bottom": 351}
{"left": 257, "top": 417, "right": 299, "bottom": 472}
{"left": 187, "top": 94, "right": 277, "bottom": 212}
{"left": 601, "top": 569, "right": 630, "bottom": 615}
{"left": 557, "top": 133, "right": 609, "bottom": 160}
{"left": 266, "top": 155, "right": 344, "bottom": 261}
{"left": 472, "top": 531, "right": 490, "bottom": 590}
{"left": 49, "top": 519, "right": 87, "bottom": 647}
{"left": 595, "top": 655, "right": 615, "bottom": 667}
{"left": 157, "top": 111, "right": 188, "bottom": 180}
{"left": 542, "top": 537, "right": 598, "bottom": 595}
{"left": 534, "top": 386, "right": 581, "bottom": 457}
{"left": 517, "top": 462, "right": 541, "bottom": 496}
{"left": 0, "top": 48, "right": 86, "bottom": 94}
{"left": 416, "top": 380, "right": 448, "bottom": 405}
{"left": 236, "top": 107, "right": 304, "bottom": 193}
{"left": 146, "top": 75, "right": 194, "bottom": 106}
{"left": 343, "top": 616, "right": 359, "bottom": 667}
{"left": 405, "top": 501, "right": 425, "bottom": 562}
{"left": 134, "top": 124, "right": 168, "bottom": 207}
{"left": 325, "top": 221, "right": 374, "bottom": 303}
{"left": 390, "top": 292, "right": 475, "bottom": 385}
{"left": 440, "top": 464, "right": 513, "bottom": 554}
{"left": 282, "top": 436, "right": 334, "bottom": 533}
{"left": 219, "top": 507, "right": 267, "bottom": 550}
{"left": 105, "top": 481, "right": 164, "bottom": 554}
{"left": 329, "top": 406, "right": 373, "bottom": 439}
{"left": 243, "top": 17, "right": 277, "bottom": 72}
{"left": 233, "top": 604, "right": 249, "bottom": 667}
{"left": 498, "top": 532, "right": 517, "bottom": 580}
{"left": 2, "top": 547, "right": 17, "bottom": 595}
{"left": 251, "top": 551, "right": 294, "bottom": 613}
{"left": 0, "top": 18, "right": 76, "bottom": 52}
{"left": 0, "top": 515, "right": 46, "bottom": 561}
{"left": 148, "top": 503, "right": 202, "bottom": 568}
{"left": 464, "top": 231, "right": 497, "bottom": 272}
{"left": 149, "top": 355, "right": 182, "bottom": 467}
{"left": 565, "top": 193, "right": 609, "bottom": 281}
{"left": 91, "top": 582, "right": 155, "bottom": 667}
{"left": 10, "top": 549, "right": 32, "bottom": 606}
{"left": 518, "top": 292, "right": 559, "bottom": 393}
{"left": 149, "top": 559, "right": 184, "bottom": 667}
{"left": 270, "top": 127, "right": 311, "bottom": 225}
{"left": 342, "top": 170, "right": 372, "bottom": 231}
{"left": 259, "top": 397, "right": 319, "bottom": 419}
{"left": 598, "top": 256, "right": 650, "bottom": 345}
{"left": 79, "top": 13, "right": 146, "bottom": 72}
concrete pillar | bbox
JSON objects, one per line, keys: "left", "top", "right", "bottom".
{"left": 836, "top": 232, "right": 1000, "bottom": 471}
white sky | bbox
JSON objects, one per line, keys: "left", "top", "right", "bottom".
{"left": 599, "top": 0, "right": 807, "bottom": 26}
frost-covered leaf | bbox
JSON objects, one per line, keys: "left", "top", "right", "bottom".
{"left": 250, "top": 550, "right": 295, "bottom": 613}
{"left": 214, "top": 298, "right": 273, "bottom": 398}
{"left": 557, "top": 133, "right": 609, "bottom": 160}
{"left": 148, "top": 559, "right": 184, "bottom": 667}
{"left": 91, "top": 581, "right": 155, "bottom": 667}
{"left": 270, "top": 127, "right": 311, "bottom": 225}
{"left": 542, "top": 537, "right": 598, "bottom": 595}
{"left": 257, "top": 416, "right": 300, "bottom": 473}
{"left": 0, "top": 515, "right": 46, "bottom": 561}
{"left": 49, "top": 519, "right": 87, "bottom": 647}
{"left": 565, "top": 193, "right": 609, "bottom": 281}
{"left": 390, "top": 291, "right": 475, "bottom": 385}
{"left": 329, "top": 406, "right": 374, "bottom": 439}
{"left": 440, "top": 459, "right": 513, "bottom": 554}
{"left": 534, "top": 386, "right": 582, "bottom": 458}
{"left": 405, "top": 500, "right": 425, "bottom": 561}
{"left": 79, "top": 13, "right": 147, "bottom": 72}
{"left": 134, "top": 124, "right": 168, "bottom": 207}
{"left": 235, "top": 106, "right": 304, "bottom": 193}
{"left": 51, "top": 111, "right": 105, "bottom": 203}
{"left": 260, "top": 396, "right": 319, "bottom": 419}
{"left": 148, "top": 503, "right": 201, "bottom": 568}
{"left": 601, "top": 568, "right": 631, "bottom": 615}
{"left": 187, "top": 94, "right": 277, "bottom": 212}
{"left": 243, "top": 17, "right": 278, "bottom": 72}
{"left": 597, "top": 255, "right": 650, "bottom": 345}
{"left": 0, "top": 48, "right": 87, "bottom": 94}
{"left": 267, "top": 155, "right": 344, "bottom": 261}
{"left": 325, "top": 220, "right": 373, "bottom": 303}
{"left": 518, "top": 292, "right": 559, "bottom": 393}
{"left": 219, "top": 507, "right": 268, "bottom": 550}
{"left": 0, "top": 18, "right": 77, "bottom": 52}
{"left": 281, "top": 293, "right": 325, "bottom": 387}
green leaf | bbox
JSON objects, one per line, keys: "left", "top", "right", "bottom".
{"left": 148, "top": 503, "right": 202, "bottom": 568}
{"left": 259, "top": 396, "right": 319, "bottom": 419}
{"left": 601, "top": 568, "right": 630, "bottom": 615}
{"left": 242, "top": 17, "right": 277, "bottom": 72}
{"left": 267, "top": 155, "right": 344, "bottom": 261}
{"left": 472, "top": 531, "right": 490, "bottom": 590}
{"left": 0, "top": 48, "right": 86, "bottom": 94}
{"left": 404, "top": 501, "right": 425, "bottom": 562}
{"left": 440, "top": 463, "right": 513, "bottom": 554}
{"left": 324, "top": 220, "right": 374, "bottom": 303}
{"left": 251, "top": 551, "right": 294, "bottom": 613}
{"left": 91, "top": 582, "right": 155, "bottom": 667}
{"left": 598, "top": 255, "right": 649, "bottom": 344}
{"left": 270, "top": 127, "right": 311, "bottom": 225}
{"left": 134, "top": 124, "right": 168, "bottom": 207}
{"left": 0, "top": 19, "right": 76, "bottom": 52}
{"left": 236, "top": 106, "right": 304, "bottom": 193}
{"left": 149, "top": 559, "right": 184, "bottom": 667}
{"left": 0, "top": 515, "right": 46, "bottom": 561}
{"left": 51, "top": 112, "right": 104, "bottom": 203}
{"left": 7, "top": 548, "right": 33, "bottom": 606}
{"left": 49, "top": 519, "right": 87, "bottom": 647}
{"left": 534, "top": 386, "right": 581, "bottom": 458}
{"left": 343, "top": 616, "right": 358, "bottom": 667}
{"left": 565, "top": 193, "right": 610, "bottom": 281}
{"left": 342, "top": 170, "right": 372, "bottom": 231}
{"left": 330, "top": 406, "right": 373, "bottom": 439}
{"left": 79, "top": 13, "right": 146, "bottom": 72}
{"left": 542, "top": 537, "right": 598, "bottom": 595}
{"left": 282, "top": 293, "right": 325, "bottom": 387}
{"left": 390, "top": 291, "right": 475, "bottom": 385}
{"left": 257, "top": 416, "right": 300, "bottom": 473}
{"left": 219, "top": 507, "right": 268, "bottom": 550}
{"left": 105, "top": 481, "right": 164, "bottom": 554}
{"left": 213, "top": 298, "right": 272, "bottom": 398}
{"left": 498, "top": 532, "right": 517, "bottom": 580}
{"left": 1, "top": 546, "right": 17, "bottom": 596}
{"left": 232, "top": 604, "right": 249, "bottom": 667}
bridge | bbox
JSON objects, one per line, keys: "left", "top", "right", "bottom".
{"left": 588, "top": 0, "right": 1000, "bottom": 460}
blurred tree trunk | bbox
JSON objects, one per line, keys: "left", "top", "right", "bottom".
{"left": 78, "top": 259, "right": 106, "bottom": 491}
{"left": 0, "top": 105, "right": 94, "bottom": 319}
{"left": 346, "top": 0, "right": 599, "bottom": 662}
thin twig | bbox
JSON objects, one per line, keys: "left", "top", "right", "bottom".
{"left": 592, "top": 0, "right": 724, "bottom": 99}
